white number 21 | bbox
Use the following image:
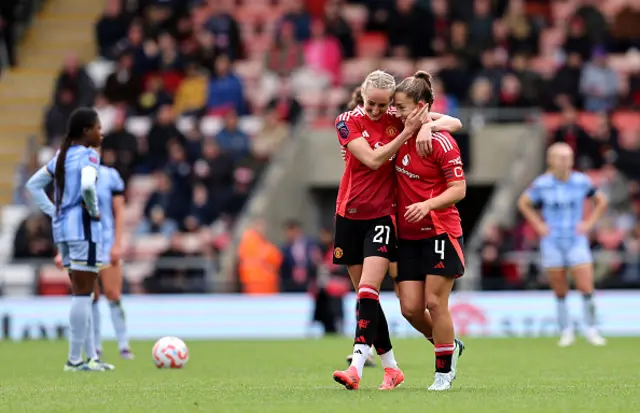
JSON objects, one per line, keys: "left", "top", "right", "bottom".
{"left": 373, "top": 225, "right": 391, "bottom": 245}
{"left": 434, "top": 240, "right": 446, "bottom": 260}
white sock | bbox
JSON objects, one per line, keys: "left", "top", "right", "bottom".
{"left": 368, "top": 346, "right": 375, "bottom": 357}
{"left": 68, "top": 295, "right": 92, "bottom": 364}
{"left": 83, "top": 310, "right": 98, "bottom": 360}
{"left": 92, "top": 301, "right": 101, "bottom": 352}
{"left": 109, "top": 300, "right": 130, "bottom": 351}
{"left": 379, "top": 349, "right": 399, "bottom": 370}
{"left": 349, "top": 344, "right": 369, "bottom": 377}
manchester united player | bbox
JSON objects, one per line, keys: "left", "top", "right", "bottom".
{"left": 393, "top": 71, "right": 466, "bottom": 391}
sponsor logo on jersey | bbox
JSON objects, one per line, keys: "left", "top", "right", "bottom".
{"left": 402, "top": 154, "right": 410, "bottom": 166}
{"left": 336, "top": 121, "right": 349, "bottom": 140}
{"left": 395, "top": 165, "right": 420, "bottom": 179}
{"left": 448, "top": 156, "right": 462, "bottom": 166}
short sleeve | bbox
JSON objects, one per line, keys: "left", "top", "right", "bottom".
{"left": 335, "top": 113, "right": 363, "bottom": 147}
{"left": 82, "top": 148, "right": 100, "bottom": 170}
{"left": 110, "top": 168, "right": 125, "bottom": 195}
{"left": 433, "top": 132, "right": 464, "bottom": 183}
{"left": 526, "top": 178, "right": 543, "bottom": 206}
{"left": 45, "top": 154, "right": 58, "bottom": 176}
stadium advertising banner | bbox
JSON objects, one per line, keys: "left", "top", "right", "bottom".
{"left": 2, "top": 291, "right": 640, "bottom": 341}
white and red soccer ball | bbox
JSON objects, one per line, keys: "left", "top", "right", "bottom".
{"left": 152, "top": 336, "right": 189, "bottom": 369}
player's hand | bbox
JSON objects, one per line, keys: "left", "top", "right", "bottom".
{"left": 405, "top": 201, "right": 432, "bottom": 223}
{"left": 577, "top": 221, "right": 592, "bottom": 235}
{"left": 110, "top": 244, "right": 121, "bottom": 265}
{"left": 416, "top": 123, "right": 434, "bottom": 157}
{"left": 535, "top": 222, "right": 550, "bottom": 237}
{"left": 54, "top": 253, "right": 63, "bottom": 270}
{"left": 404, "top": 106, "right": 428, "bottom": 133}
{"left": 340, "top": 147, "right": 347, "bottom": 162}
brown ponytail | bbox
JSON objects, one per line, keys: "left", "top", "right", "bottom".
{"left": 395, "top": 70, "right": 435, "bottom": 109}
{"left": 347, "top": 86, "right": 364, "bottom": 110}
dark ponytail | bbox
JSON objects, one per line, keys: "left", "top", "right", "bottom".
{"left": 395, "top": 70, "right": 435, "bottom": 109}
{"left": 347, "top": 86, "right": 364, "bottom": 110}
{"left": 53, "top": 107, "right": 99, "bottom": 213}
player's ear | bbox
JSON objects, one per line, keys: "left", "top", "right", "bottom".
{"left": 417, "top": 101, "right": 425, "bottom": 108}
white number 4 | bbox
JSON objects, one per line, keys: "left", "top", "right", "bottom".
{"left": 373, "top": 225, "right": 391, "bottom": 245}
{"left": 434, "top": 240, "right": 446, "bottom": 260}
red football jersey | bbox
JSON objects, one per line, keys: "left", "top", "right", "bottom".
{"left": 395, "top": 131, "right": 464, "bottom": 239}
{"left": 335, "top": 106, "right": 404, "bottom": 220}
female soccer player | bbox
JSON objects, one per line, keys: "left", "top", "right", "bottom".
{"left": 331, "top": 70, "right": 462, "bottom": 390}
{"left": 392, "top": 71, "right": 467, "bottom": 391}
{"left": 518, "top": 142, "right": 608, "bottom": 347}
{"left": 26, "top": 107, "right": 107, "bottom": 371}
{"left": 54, "top": 163, "right": 133, "bottom": 359}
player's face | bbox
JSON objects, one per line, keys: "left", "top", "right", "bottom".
{"left": 393, "top": 92, "right": 417, "bottom": 121}
{"left": 362, "top": 87, "right": 392, "bottom": 121}
{"left": 87, "top": 120, "right": 103, "bottom": 147}
{"left": 549, "top": 148, "right": 574, "bottom": 174}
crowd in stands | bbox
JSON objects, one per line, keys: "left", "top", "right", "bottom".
{"left": 8, "top": 0, "right": 640, "bottom": 293}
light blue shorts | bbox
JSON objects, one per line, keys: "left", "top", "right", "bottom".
{"left": 540, "top": 236, "right": 592, "bottom": 269}
{"left": 58, "top": 241, "right": 103, "bottom": 273}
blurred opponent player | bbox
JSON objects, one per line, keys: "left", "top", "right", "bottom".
{"left": 518, "top": 143, "right": 608, "bottom": 347}
{"left": 54, "top": 163, "right": 133, "bottom": 359}
{"left": 26, "top": 108, "right": 109, "bottom": 371}
{"left": 393, "top": 72, "right": 466, "bottom": 391}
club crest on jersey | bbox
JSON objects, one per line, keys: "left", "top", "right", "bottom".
{"left": 89, "top": 155, "right": 99, "bottom": 164}
{"left": 386, "top": 126, "right": 398, "bottom": 136}
{"left": 333, "top": 247, "right": 343, "bottom": 259}
{"left": 402, "top": 154, "right": 410, "bottom": 166}
{"left": 336, "top": 121, "right": 349, "bottom": 140}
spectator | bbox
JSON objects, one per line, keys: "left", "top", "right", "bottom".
{"left": 53, "top": 53, "right": 96, "bottom": 107}
{"left": 303, "top": 19, "right": 342, "bottom": 86}
{"left": 552, "top": 106, "right": 591, "bottom": 158}
{"left": 103, "top": 52, "right": 143, "bottom": 106}
{"left": 0, "top": 0, "right": 17, "bottom": 68}
{"left": 503, "top": 0, "right": 539, "bottom": 56}
{"left": 136, "top": 205, "right": 179, "bottom": 238}
{"left": 205, "top": 0, "right": 242, "bottom": 61}
{"left": 144, "top": 171, "right": 185, "bottom": 223}
{"left": 574, "top": 0, "right": 608, "bottom": 46}
{"left": 579, "top": 47, "right": 619, "bottom": 112}
{"left": 206, "top": 54, "right": 245, "bottom": 115}
{"left": 156, "top": 31, "right": 185, "bottom": 72}
{"left": 279, "top": 219, "right": 322, "bottom": 293}
{"left": 430, "top": 0, "right": 450, "bottom": 55}
{"left": 497, "top": 74, "right": 529, "bottom": 108}
{"left": 266, "top": 21, "right": 304, "bottom": 78}
{"left": 510, "top": 54, "right": 542, "bottom": 106}
{"left": 95, "top": 0, "right": 130, "bottom": 58}
{"left": 215, "top": 110, "right": 250, "bottom": 162}
{"left": 222, "top": 168, "right": 253, "bottom": 219}
{"left": 13, "top": 214, "right": 55, "bottom": 260}
{"left": 144, "top": 104, "right": 185, "bottom": 171}
{"left": 277, "top": 0, "right": 312, "bottom": 42}
{"left": 193, "top": 139, "right": 234, "bottom": 209}
{"left": 184, "top": 183, "right": 215, "bottom": 230}
{"left": 563, "top": 16, "right": 593, "bottom": 62}
{"left": 386, "top": 0, "right": 434, "bottom": 58}
{"left": 44, "top": 87, "right": 77, "bottom": 146}
{"left": 136, "top": 75, "right": 173, "bottom": 116}
{"left": 101, "top": 110, "right": 139, "bottom": 184}
{"left": 467, "top": 0, "right": 495, "bottom": 57}
{"left": 173, "top": 61, "right": 207, "bottom": 115}
{"left": 110, "top": 20, "right": 144, "bottom": 64}
{"left": 549, "top": 52, "right": 584, "bottom": 111}
{"left": 267, "top": 77, "right": 303, "bottom": 124}
{"left": 322, "top": 0, "right": 355, "bottom": 59}
{"left": 237, "top": 218, "right": 283, "bottom": 294}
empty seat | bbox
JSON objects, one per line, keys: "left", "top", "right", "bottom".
{"left": 200, "top": 116, "right": 224, "bottom": 137}
{"left": 2, "top": 264, "right": 35, "bottom": 296}
{"left": 356, "top": 32, "right": 388, "bottom": 58}
{"left": 125, "top": 117, "right": 151, "bottom": 138}
{"left": 86, "top": 59, "right": 116, "bottom": 89}
{"left": 38, "top": 265, "right": 71, "bottom": 296}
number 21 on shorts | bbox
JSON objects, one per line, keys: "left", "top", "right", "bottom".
{"left": 434, "top": 239, "right": 445, "bottom": 260}
{"left": 373, "top": 225, "right": 391, "bottom": 245}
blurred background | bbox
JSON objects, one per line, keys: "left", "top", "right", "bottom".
{"left": 0, "top": 0, "right": 639, "bottom": 340}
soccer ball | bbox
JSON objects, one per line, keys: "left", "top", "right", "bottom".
{"left": 152, "top": 336, "right": 189, "bottom": 369}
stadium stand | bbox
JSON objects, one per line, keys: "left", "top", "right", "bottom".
{"left": 1, "top": 0, "right": 639, "bottom": 295}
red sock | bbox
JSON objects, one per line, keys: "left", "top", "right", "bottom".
{"left": 434, "top": 343, "right": 455, "bottom": 373}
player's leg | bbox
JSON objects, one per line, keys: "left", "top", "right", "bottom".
{"left": 542, "top": 240, "right": 574, "bottom": 347}
{"left": 83, "top": 278, "right": 101, "bottom": 360}
{"left": 101, "top": 262, "right": 134, "bottom": 358}
{"left": 345, "top": 265, "right": 376, "bottom": 367}
{"left": 63, "top": 241, "right": 104, "bottom": 372}
{"left": 569, "top": 239, "right": 605, "bottom": 345}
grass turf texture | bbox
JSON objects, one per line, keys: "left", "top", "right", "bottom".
{"left": 0, "top": 338, "right": 639, "bottom": 413}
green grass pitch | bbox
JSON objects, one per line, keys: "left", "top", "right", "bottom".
{"left": 1, "top": 338, "right": 639, "bottom": 413}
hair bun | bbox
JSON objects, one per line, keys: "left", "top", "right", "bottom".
{"left": 413, "top": 70, "right": 432, "bottom": 82}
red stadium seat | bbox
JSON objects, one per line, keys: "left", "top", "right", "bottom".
{"left": 541, "top": 113, "right": 562, "bottom": 132}
{"left": 356, "top": 32, "right": 388, "bottom": 58}
{"left": 612, "top": 112, "right": 640, "bottom": 133}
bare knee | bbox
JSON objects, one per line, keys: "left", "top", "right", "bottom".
{"left": 105, "top": 289, "right": 121, "bottom": 302}
{"left": 425, "top": 294, "right": 445, "bottom": 316}
{"left": 401, "top": 302, "right": 425, "bottom": 323}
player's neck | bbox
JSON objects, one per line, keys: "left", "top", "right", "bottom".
{"left": 553, "top": 172, "right": 570, "bottom": 181}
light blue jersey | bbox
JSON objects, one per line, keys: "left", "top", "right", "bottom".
{"left": 46, "top": 145, "right": 102, "bottom": 244}
{"left": 526, "top": 171, "right": 596, "bottom": 269}
{"left": 98, "top": 165, "right": 125, "bottom": 263}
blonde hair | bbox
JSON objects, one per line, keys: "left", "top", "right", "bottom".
{"left": 353, "top": 70, "right": 395, "bottom": 103}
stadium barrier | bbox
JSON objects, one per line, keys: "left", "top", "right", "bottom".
{"left": 2, "top": 290, "right": 640, "bottom": 341}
